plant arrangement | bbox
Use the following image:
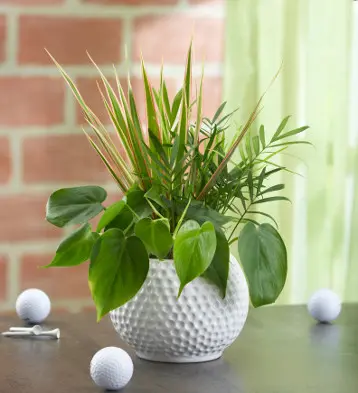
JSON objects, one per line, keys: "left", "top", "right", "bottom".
{"left": 45, "top": 44, "right": 309, "bottom": 320}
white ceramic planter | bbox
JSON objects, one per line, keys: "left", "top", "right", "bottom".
{"left": 110, "top": 255, "right": 249, "bottom": 363}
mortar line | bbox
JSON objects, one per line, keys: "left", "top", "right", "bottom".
{"left": 4, "top": 11, "right": 18, "bottom": 67}
{"left": 1, "top": 5, "right": 224, "bottom": 18}
{"left": 122, "top": 17, "right": 133, "bottom": 74}
{"left": 0, "top": 63, "right": 223, "bottom": 77}
{"left": 7, "top": 253, "right": 20, "bottom": 305}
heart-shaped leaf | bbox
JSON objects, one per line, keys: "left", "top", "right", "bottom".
{"left": 135, "top": 218, "right": 173, "bottom": 259}
{"left": 181, "top": 200, "right": 234, "bottom": 228}
{"left": 97, "top": 201, "right": 126, "bottom": 232}
{"left": 104, "top": 205, "right": 134, "bottom": 236}
{"left": 202, "top": 228, "right": 229, "bottom": 297}
{"left": 46, "top": 186, "right": 107, "bottom": 227}
{"left": 144, "top": 185, "right": 166, "bottom": 208}
{"left": 238, "top": 222, "right": 287, "bottom": 307}
{"left": 173, "top": 220, "right": 216, "bottom": 296}
{"left": 104, "top": 205, "right": 134, "bottom": 233}
{"left": 126, "top": 185, "right": 152, "bottom": 218}
{"left": 45, "top": 224, "right": 99, "bottom": 267}
{"left": 89, "top": 229, "right": 149, "bottom": 320}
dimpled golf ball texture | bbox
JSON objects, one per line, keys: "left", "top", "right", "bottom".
{"left": 90, "top": 347, "right": 133, "bottom": 390}
{"left": 308, "top": 289, "right": 341, "bottom": 323}
{"left": 16, "top": 289, "right": 51, "bottom": 323}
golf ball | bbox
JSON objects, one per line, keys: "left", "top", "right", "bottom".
{"left": 90, "top": 347, "right": 133, "bottom": 391}
{"left": 16, "top": 288, "right": 51, "bottom": 324}
{"left": 308, "top": 289, "right": 341, "bottom": 323}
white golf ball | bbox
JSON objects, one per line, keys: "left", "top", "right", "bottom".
{"left": 308, "top": 289, "right": 341, "bottom": 323}
{"left": 16, "top": 288, "right": 51, "bottom": 324}
{"left": 90, "top": 347, "right": 133, "bottom": 390}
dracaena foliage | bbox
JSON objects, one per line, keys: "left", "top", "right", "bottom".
{"left": 45, "top": 44, "right": 310, "bottom": 319}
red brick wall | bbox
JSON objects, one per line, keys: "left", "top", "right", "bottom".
{"left": 0, "top": 0, "right": 225, "bottom": 313}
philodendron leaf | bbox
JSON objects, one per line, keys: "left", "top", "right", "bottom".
{"left": 173, "top": 220, "right": 216, "bottom": 296}
{"left": 45, "top": 224, "right": 99, "bottom": 267}
{"left": 144, "top": 185, "right": 166, "bottom": 208}
{"left": 89, "top": 229, "right": 149, "bottom": 320}
{"left": 180, "top": 200, "right": 234, "bottom": 229}
{"left": 105, "top": 204, "right": 134, "bottom": 233}
{"left": 97, "top": 201, "right": 126, "bottom": 232}
{"left": 238, "top": 222, "right": 287, "bottom": 307}
{"left": 126, "top": 185, "right": 152, "bottom": 218}
{"left": 202, "top": 228, "right": 230, "bottom": 298}
{"left": 135, "top": 218, "right": 173, "bottom": 259}
{"left": 46, "top": 186, "right": 107, "bottom": 228}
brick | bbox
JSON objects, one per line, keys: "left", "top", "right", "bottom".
{"left": 23, "top": 134, "right": 112, "bottom": 184}
{"left": 133, "top": 15, "right": 224, "bottom": 63}
{"left": 200, "top": 76, "right": 223, "bottom": 118}
{"left": 0, "top": 0, "right": 63, "bottom": 4}
{"left": 0, "top": 137, "right": 11, "bottom": 184}
{"left": 0, "top": 77, "right": 64, "bottom": 126}
{"left": 83, "top": 0, "right": 177, "bottom": 4}
{"left": 75, "top": 77, "right": 128, "bottom": 125}
{"left": 0, "top": 194, "right": 62, "bottom": 242}
{"left": 0, "top": 16, "right": 5, "bottom": 64}
{"left": 18, "top": 16, "right": 122, "bottom": 65}
{"left": 20, "top": 254, "right": 91, "bottom": 300}
{"left": 0, "top": 255, "right": 8, "bottom": 301}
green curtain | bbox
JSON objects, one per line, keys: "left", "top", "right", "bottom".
{"left": 224, "top": 0, "right": 357, "bottom": 304}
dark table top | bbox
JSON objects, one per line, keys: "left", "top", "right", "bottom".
{"left": 0, "top": 304, "right": 357, "bottom": 393}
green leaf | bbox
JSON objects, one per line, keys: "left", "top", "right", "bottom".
{"left": 212, "top": 102, "right": 227, "bottom": 124}
{"left": 173, "top": 198, "right": 191, "bottom": 238}
{"left": 270, "top": 140, "right": 312, "bottom": 148}
{"left": 162, "top": 81, "right": 171, "bottom": 122}
{"left": 253, "top": 196, "right": 290, "bottom": 205}
{"left": 144, "top": 185, "right": 166, "bottom": 208}
{"left": 126, "top": 185, "right": 152, "bottom": 218}
{"left": 247, "top": 210, "right": 278, "bottom": 227}
{"left": 104, "top": 204, "right": 133, "bottom": 233}
{"left": 271, "top": 116, "right": 290, "bottom": 142}
{"left": 202, "top": 228, "right": 229, "bottom": 297}
{"left": 173, "top": 220, "right": 216, "bottom": 296}
{"left": 184, "top": 200, "right": 234, "bottom": 228}
{"left": 148, "top": 129, "right": 170, "bottom": 167}
{"left": 239, "top": 143, "right": 246, "bottom": 162}
{"left": 97, "top": 201, "right": 126, "bottom": 232}
{"left": 171, "top": 89, "right": 183, "bottom": 124}
{"left": 258, "top": 184, "right": 285, "bottom": 196}
{"left": 45, "top": 224, "right": 99, "bottom": 267}
{"left": 135, "top": 218, "right": 173, "bottom": 259}
{"left": 89, "top": 229, "right": 149, "bottom": 320}
{"left": 259, "top": 125, "right": 266, "bottom": 148}
{"left": 273, "top": 126, "right": 309, "bottom": 142}
{"left": 184, "top": 42, "right": 192, "bottom": 111}
{"left": 252, "top": 135, "right": 260, "bottom": 156}
{"left": 265, "top": 167, "right": 284, "bottom": 177}
{"left": 46, "top": 186, "right": 107, "bottom": 228}
{"left": 170, "top": 135, "right": 180, "bottom": 167}
{"left": 238, "top": 223, "right": 287, "bottom": 307}
{"left": 256, "top": 167, "right": 266, "bottom": 196}
{"left": 247, "top": 170, "right": 254, "bottom": 202}
{"left": 141, "top": 60, "right": 161, "bottom": 143}
{"left": 245, "top": 134, "right": 253, "bottom": 161}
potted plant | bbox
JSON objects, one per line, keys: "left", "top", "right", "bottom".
{"left": 45, "top": 44, "right": 309, "bottom": 363}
